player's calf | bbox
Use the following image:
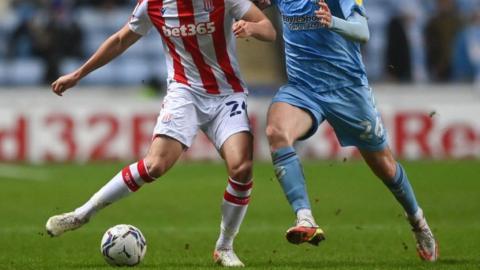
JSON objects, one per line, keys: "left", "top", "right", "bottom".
{"left": 216, "top": 178, "right": 253, "bottom": 250}
{"left": 214, "top": 177, "right": 252, "bottom": 267}
{"left": 119, "top": 159, "right": 157, "bottom": 192}
{"left": 78, "top": 159, "right": 156, "bottom": 216}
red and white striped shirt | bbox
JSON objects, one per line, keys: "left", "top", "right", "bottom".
{"left": 129, "top": 0, "right": 252, "bottom": 96}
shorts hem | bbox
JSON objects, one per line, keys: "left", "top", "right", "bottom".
{"left": 215, "top": 127, "right": 252, "bottom": 150}
{"left": 152, "top": 130, "right": 191, "bottom": 149}
{"left": 345, "top": 141, "right": 389, "bottom": 152}
{"left": 270, "top": 99, "right": 319, "bottom": 141}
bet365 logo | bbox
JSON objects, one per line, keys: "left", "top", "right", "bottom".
{"left": 162, "top": 22, "right": 215, "bottom": 37}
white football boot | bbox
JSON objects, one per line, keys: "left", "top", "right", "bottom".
{"left": 408, "top": 209, "right": 439, "bottom": 262}
{"left": 46, "top": 211, "right": 89, "bottom": 237}
{"left": 213, "top": 249, "right": 245, "bottom": 267}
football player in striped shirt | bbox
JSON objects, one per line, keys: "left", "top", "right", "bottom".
{"left": 46, "top": 0, "right": 275, "bottom": 267}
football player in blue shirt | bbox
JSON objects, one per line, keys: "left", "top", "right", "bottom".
{"left": 256, "top": 0, "right": 438, "bottom": 261}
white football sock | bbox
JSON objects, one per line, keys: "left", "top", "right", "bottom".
{"left": 407, "top": 208, "right": 427, "bottom": 228}
{"left": 74, "top": 160, "right": 155, "bottom": 220}
{"left": 296, "top": 208, "right": 317, "bottom": 226}
{"left": 216, "top": 177, "right": 253, "bottom": 250}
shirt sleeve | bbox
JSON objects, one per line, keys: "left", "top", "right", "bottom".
{"left": 128, "top": 0, "right": 153, "bottom": 36}
{"left": 339, "top": 0, "right": 367, "bottom": 19}
{"left": 227, "top": 0, "right": 253, "bottom": 20}
{"left": 330, "top": 12, "right": 369, "bottom": 43}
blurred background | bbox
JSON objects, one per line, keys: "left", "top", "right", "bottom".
{"left": 0, "top": 0, "right": 479, "bottom": 162}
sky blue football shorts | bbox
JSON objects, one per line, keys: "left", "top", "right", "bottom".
{"left": 271, "top": 84, "right": 388, "bottom": 152}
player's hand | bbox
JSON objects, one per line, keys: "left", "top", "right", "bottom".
{"left": 232, "top": 20, "right": 253, "bottom": 38}
{"left": 51, "top": 72, "right": 80, "bottom": 96}
{"left": 253, "top": 0, "right": 271, "bottom": 10}
{"left": 315, "top": 0, "right": 333, "bottom": 28}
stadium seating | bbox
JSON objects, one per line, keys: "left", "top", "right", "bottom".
{"left": 0, "top": 1, "right": 478, "bottom": 86}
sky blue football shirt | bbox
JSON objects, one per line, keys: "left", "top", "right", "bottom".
{"left": 273, "top": 0, "right": 369, "bottom": 92}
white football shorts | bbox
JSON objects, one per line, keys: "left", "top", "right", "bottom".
{"left": 153, "top": 83, "right": 251, "bottom": 150}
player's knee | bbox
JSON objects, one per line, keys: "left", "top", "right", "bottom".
{"left": 228, "top": 159, "right": 253, "bottom": 182}
{"left": 265, "top": 125, "right": 290, "bottom": 146}
{"left": 143, "top": 157, "right": 167, "bottom": 179}
{"left": 379, "top": 160, "right": 398, "bottom": 182}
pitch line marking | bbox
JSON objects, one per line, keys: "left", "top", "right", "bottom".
{"left": 0, "top": 164, "right": 51, "bottom": 181}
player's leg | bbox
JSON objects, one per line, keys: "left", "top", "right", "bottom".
{"left": 203, "top": 93, "right": 253, "bottom": 267}
{"left": 266, "top": 99, "right": 325, "bottom": 245}
{"left": 266, "top": 102, "right": 313, "bottom": 216}
{"left": 359, "top": 147, "right": 419, "bottom": 216}
{"left": 360, "top": 148, "right": 439, "bottom": 261}
{"left": 74, "top": 135, "right": 184, "bottom": 220}
{"left": 46, "top": 136, "right": 184, "bottom": 236}
{"left": 46, "top": 87, "right": 198, "bottom": 237}
{"left": 324, "top": 85, "right": 437, "bottom": 261}
{"left": 213, "top": 131, "right": 253, "bottom": 267}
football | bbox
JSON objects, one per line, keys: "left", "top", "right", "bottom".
{"left": 100, "top": 224, "right": 147, "bottom": 266}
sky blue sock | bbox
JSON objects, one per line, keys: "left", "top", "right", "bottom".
{"left": 384, "top": 163, "right": 419, "bottom": 216}
{"left": 272, "top": 146, "right": 311, "bottom": 213}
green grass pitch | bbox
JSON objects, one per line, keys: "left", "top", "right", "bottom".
{"left": 0, "top": 160, "right": 479, "bottom": 269}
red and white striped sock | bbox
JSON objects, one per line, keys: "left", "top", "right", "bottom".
{"left": 75, "top": 160, "right": 155, "bottom": 220}
{"left": 120, "top": 159, "right": 155, "bottom": 192}
{"left": 216, "top": 177, "right": 253, "bottom": 250}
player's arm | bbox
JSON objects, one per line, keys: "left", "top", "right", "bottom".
{"left": 51, "top": 25, "right": 142, "bottom": 96}
{"left": 233, "top": 4, "right": 276, "bottom": 42}
{"left": 315, "top": 0, "right": 370, "bottom": 44}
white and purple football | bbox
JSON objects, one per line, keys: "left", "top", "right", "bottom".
{"left": 100, "top": 224, "right": 147, "bottom": 266}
